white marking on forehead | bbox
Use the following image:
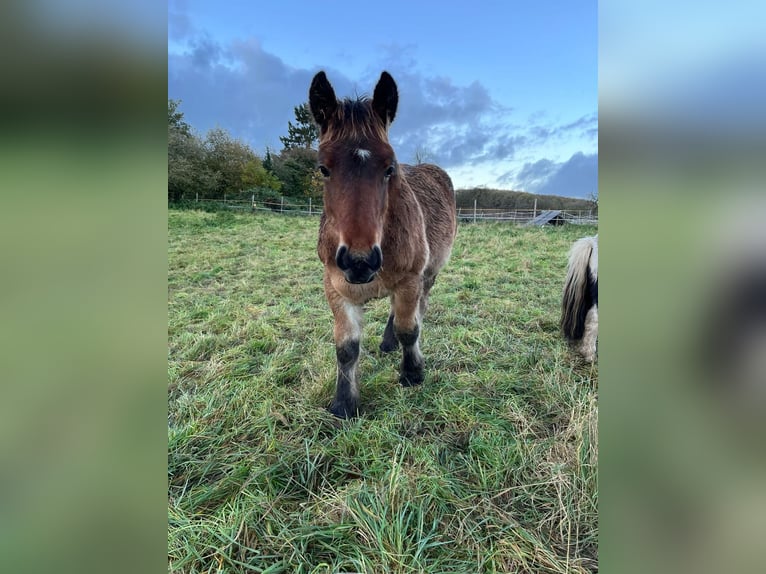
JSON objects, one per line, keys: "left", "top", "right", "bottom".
{"left": 355, "top": 148, "right": 371, "bottom": 161}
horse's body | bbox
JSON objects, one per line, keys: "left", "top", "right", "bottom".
{"left": 561, "top": 235, "right": 598, "bottom": 362}
{"left": 309, "top": 71, "right": 457, "bottom": 418}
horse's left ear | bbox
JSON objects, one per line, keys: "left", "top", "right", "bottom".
{"left": 372, "top": 71, "right": 398, "bottom": 127}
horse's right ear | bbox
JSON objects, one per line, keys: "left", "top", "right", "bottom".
{"left": 309, "top": 71, "right": 337, "bottom": 131}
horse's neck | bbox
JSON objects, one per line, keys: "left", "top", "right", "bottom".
{"left": 387, "top": 176, "right": 412, "bottom": 213}
{"left": 384, "top": 177, "right": 424, "bottom": 234}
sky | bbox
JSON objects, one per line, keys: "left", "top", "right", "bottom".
{"left": 599, "top": 0, "right": 766, "bottom": 136}
{"left": 168, "top": 0, "right": 597, "bottom": 197}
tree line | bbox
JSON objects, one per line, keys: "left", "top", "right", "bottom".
{"left": 168, "top": 99, "right": 322, "bottom": 205}
{"left": 169, "top": 99, "right": 598, "bottom": 212}
{"left": 455, "top": 188, "right": 597, "bottom": 213}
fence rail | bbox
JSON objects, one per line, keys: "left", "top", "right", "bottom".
{"left": 455, "top": 207, "right": 597, "bottom": 225}
{"left": 189, "top": 196, "right": 598, "bottom": 225}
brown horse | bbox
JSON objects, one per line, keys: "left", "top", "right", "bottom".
{"left": 309, "top": 70, "right": 457, "bottom": 418}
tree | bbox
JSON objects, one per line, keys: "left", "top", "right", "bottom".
{"left": 587, "top": 190, "right": 598, "bottom": 212}
{"left": 167, "top": 99, "right": 219, "bottom": 202}
{"left": 262, "top": 147, "right": 274, "bottom": 173}
{"left": 271, "top": 147, "right": 319, "bottom": 198}
{"left": 168, "top": 127, "right": 218, "bottom": 202}
{"left": 304, "top": 168, "right": 324, "bottom": 201}
{"left": 168, "top": 99, "right": 191, "bottom": 136}
{"left": 413, "top": 145, "right": 434, "bottom": 165}
{"left": 203, "top": 127, "right": 259, "bottom": 197}
{"left": 241, "top": 158, "right": 282, "bottom": 192}
{"left": 279, "top": 103, "right": 318, "bottom": 150}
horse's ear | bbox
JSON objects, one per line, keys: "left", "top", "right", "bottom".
{"left": 309, "top": 71, "right": 337, "bottom": 132}
{"left": 372, "top": 71, "right": 398, "bottom": 128}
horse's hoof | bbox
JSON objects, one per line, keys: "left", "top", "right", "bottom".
{"left": 399, "top": 370, "right": 425, "bottom": 387}
{"left": 578, "top": 345, "right": 596, "bottom": 363}
{"left": 379, "top": 339, "right": 399, "bottom": 353}
{"left": 328, "top": 400, "right": 358, "bottom": 419}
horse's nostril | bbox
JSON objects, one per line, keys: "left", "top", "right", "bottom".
{"left": 336, "top": 245, "right": 350, "bottom": 271}
{"left": 367, "top": 245, "right": 383, "bottom": 271}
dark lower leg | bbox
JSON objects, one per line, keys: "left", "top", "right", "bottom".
{"left": 329, "top": 339, "right": 360, "bottom": 418}
{"left": 396, "top": 324, "right": 424, "bottom": 387}
{"left": 380, "top": 313, "right": 399, "bottom": 353}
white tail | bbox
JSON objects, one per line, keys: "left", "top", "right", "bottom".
{"left": 561, "top": 235, "right": 598, "bottom": 361}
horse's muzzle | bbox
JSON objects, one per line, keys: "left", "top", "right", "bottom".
{"left": 336, "top": 244, "right": 383, "bottom": 284}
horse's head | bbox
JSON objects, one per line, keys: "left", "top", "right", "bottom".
{"left": 309, "top": 71, "right": 399, "bottom": 284}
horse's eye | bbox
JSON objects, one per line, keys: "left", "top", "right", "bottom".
{"left": 384, "top": 165, "right": 395, "bottom": 178}
{"left": 319, "top": 165, "right": 331, "bottom": 178}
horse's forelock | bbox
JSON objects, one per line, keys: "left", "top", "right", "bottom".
{"left": 321, "top": 97, "right": 389, "bottom": 144}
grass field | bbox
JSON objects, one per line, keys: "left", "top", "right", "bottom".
{"left": 168, "top": 209, "right": 598, "bottom": 573}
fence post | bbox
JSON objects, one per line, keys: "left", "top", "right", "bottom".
{"left": 224, "top": 193, "right": 227, "bottom": 204}
{"left": 533, "top": 198, "right": 537, "bottom": 219}
{"left": 473, "top": 199, "right": 477, "bottom": 223}
{"left": 309, "top": 197, "right": 312, "bottom": 215}
{"left": 251, "top": 194, "right": 255, "bottom": 211}
{"left": 280, "top": 197, "right": 284, "bottom": 213}
{"left": 196, "top": 192, "right": 199, "bottom": 203}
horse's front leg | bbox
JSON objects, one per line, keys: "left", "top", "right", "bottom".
{"left": 393, "top": 275, "right": 425, "bottom": 387}
{"left": 325, "top": 282, "right": 363, "bottom": 418}
{"left": 379, "top": 295, "right": 399, "bottom": 353}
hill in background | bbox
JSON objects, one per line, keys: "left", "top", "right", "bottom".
{"left": 456, "top": 187, "right": 597, "bottom": 213}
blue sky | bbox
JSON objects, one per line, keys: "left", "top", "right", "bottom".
{"left": 168, "top": 0, "right": 597, "bottom": 197}
{"left": 600, "top": 0, "right": 766, "bottom": 136}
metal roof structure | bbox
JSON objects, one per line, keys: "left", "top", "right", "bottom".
{"left": 527, "top": 210, "right": 564, "bottom": 226}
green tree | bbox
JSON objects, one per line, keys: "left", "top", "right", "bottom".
{"left": 271, "top": 147, "right": 319, "bottom": 197}
{"left": 167, "top": 99, "right": 220, "bottom": 202}
{"left": 279, "top": 103, "right": 318, "bottom": 150}
{"left": 203, "top": 127, "right": 258, "bottom": 197}
{"left": 168, "top": 99, "right": 191, "bottom": 136}
{"left": 304, "top": 168, "right": 324, "bottom": 201}
{"left": 262, "top": 147, "right": 274, "bottom": 172}
{"left": 241, "top": 158, "right": 282, "bottom": 192}
{"left": 168, "top": 127, "right": 218, "bottom": 202}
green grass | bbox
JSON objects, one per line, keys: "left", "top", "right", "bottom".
{"left": 168, "top": 209, "right": 598, "bottom": 573}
